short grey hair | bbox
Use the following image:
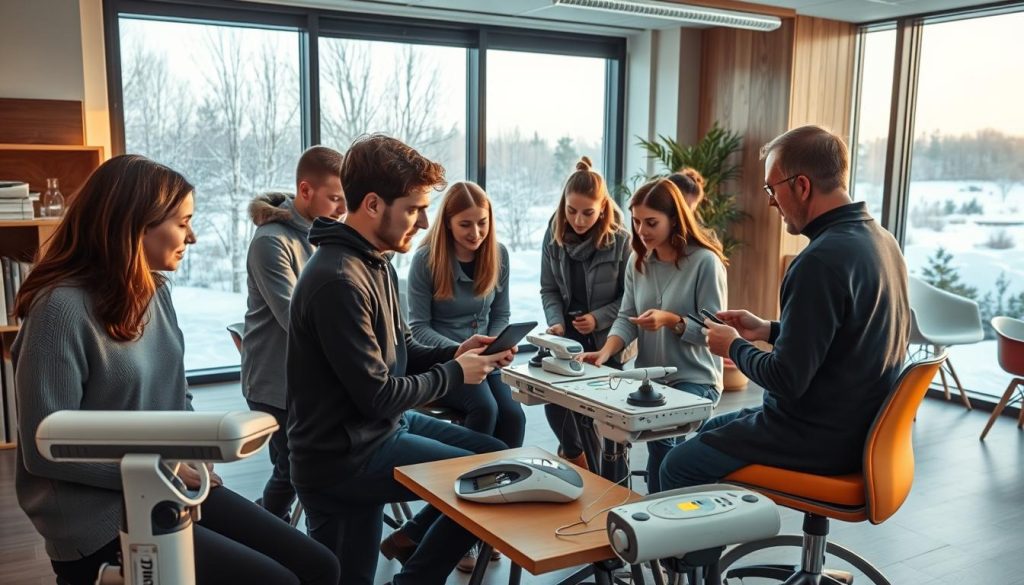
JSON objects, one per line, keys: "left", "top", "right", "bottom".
{"left": 760, "top": 125, "right": 849, "bottom": 193}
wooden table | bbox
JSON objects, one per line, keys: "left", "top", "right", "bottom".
{"left": 395, "top": 446, "right": 643, "bottom": 583}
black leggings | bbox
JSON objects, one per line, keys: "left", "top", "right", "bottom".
{"left": 51, "top": 487, "right": 339, "bottom": 585}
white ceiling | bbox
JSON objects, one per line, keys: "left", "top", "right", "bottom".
{"left": 250, "top": 0, "right": 1015, "bottom": 32}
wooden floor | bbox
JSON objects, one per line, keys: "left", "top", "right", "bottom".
{"left": 2, "top": 381, "right": 1022, "bottom": 584}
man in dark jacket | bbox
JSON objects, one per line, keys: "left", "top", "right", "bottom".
{"left": 660, "top": 125, "right": 911, "bottom": 490}
{"left": 242, "top": 145, "right": 346, "bottom": 520}
{"left": 287, "top": 134, "right": 513, "bottom": 585}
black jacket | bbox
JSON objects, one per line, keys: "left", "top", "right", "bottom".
{"left": 286, "top": 220, "right": 463, "bottom": 488}
{"left": 702, "top": 203, "right": 910, "bottom": 475}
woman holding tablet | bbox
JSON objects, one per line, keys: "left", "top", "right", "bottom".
{"left": 580, "top": 174, "right": 727, "bottom": 493}
{"left": 539, "top": 157, "right": 632, "bottom": 472}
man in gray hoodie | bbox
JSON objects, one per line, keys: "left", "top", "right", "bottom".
{"left": 242, "top": 145, "right": 346, "bottom": 520}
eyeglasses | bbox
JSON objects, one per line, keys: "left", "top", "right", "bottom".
{"left": 762, "top": 174, "right": 801, "bottom": 199}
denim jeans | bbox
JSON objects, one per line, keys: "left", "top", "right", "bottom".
{"left": 431, "top": 370, "right": 526, "bottom": 448}
{"left": 644, "top": 382, "right": 721, "bottom": 493}
{"left": 246, "top": 399, "right": 295, "bottom": 518}
{"left": 296, "top": 412, "right": 506, "bottom": 585}
{"left": 658, "top": 407, "right": 756, "bottom": 491}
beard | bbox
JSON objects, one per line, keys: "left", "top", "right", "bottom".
{"left": 376, "top": 208, "right": 414, "bottom": 253}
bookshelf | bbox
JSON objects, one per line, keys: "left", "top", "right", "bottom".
{"left": 0, "top": 99, "right": 104, "bottom": 448}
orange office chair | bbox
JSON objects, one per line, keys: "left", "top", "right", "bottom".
{"left": 980, "top": 316, "right": 1024, "bottom": 441}
{"left": 718, "top": 353, "right": 947, "bottom": 585}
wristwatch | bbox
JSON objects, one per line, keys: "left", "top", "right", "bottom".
{"left": 671, "top": 316, "right": 686, "bottom": 336}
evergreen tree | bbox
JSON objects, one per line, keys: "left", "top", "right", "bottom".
{"left": 920, "top": 247, "right": 978, "bottom": 299}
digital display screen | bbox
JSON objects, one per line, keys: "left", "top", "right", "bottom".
{"left": 474, "top": 472, "right": 512, "bottom": 490}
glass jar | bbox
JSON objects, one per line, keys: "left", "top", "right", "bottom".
{"left": 40, "top": 177, "right": 65, "bottom": 218}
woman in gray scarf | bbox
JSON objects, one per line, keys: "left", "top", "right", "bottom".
{"left": 539, "top": 157, "right": 631, "bottom": 473}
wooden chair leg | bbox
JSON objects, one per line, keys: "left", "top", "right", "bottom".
{"left": 1015, "top": 379, "right": 1024, "bottom": 429}
{"left": 944, "top": 358, "right": 973, "bottom": 410}
{"left": 937, "top": 366, "right": 952, "bottom": 401}
{"left": 980, "top": 379, "right": 1019, "bottom": 440}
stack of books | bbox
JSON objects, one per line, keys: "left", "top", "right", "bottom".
{"left": 0, "top": 256, "right": 31, "bottom": 326}
{"left": 0, "top": 181, "right": 37, "bottom": 220}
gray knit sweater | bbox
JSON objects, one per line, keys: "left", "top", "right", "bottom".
{"left": 609, "top": 248, "right": 727, "bottom": 388}
{"left": 12, "top": 283, "right": 189, "bottom": 561}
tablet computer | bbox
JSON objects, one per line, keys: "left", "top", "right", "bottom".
{"left": 481, "top": 321, "right": 538, "bottom": 355}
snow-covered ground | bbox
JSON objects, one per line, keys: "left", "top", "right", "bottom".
{"left": 173, "top": 181, "right": 1022, "bottom": 398}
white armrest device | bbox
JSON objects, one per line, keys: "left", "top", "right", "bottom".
{"left": 526, "top": 333, "right": 586, "bottom": 377}
{"left": 36, "top": 410, "right": 278, "bottom": 585}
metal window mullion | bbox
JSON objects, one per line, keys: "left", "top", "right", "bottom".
{"left": 468, "top": 30, "right": 487, "bottom": 188}
{"left": 300, "top": 14, "right": 321, "bottom": 148}
{"left": 882, "top": 18, "right": 923, "bottom": 245}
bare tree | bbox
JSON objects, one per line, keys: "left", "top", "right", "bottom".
{"left": 320, "top": 40, "right": 381, "bottom": 147}
{"left": 488, "top": 129, "right": 556, "bottom": 251}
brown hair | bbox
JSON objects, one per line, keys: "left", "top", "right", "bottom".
{"left": 341, "top": 134, "right": 446, "bottom": 211}
{"left": 628, "top": 178, "right": 727, "bottom": 273}
{"left": 421, "top": 181, "right": 500, "bottom": 300}
{"left": 296, "top": 145, "right": 343, "bottom": 187}
{"left": 15, "top": 154, "right": 194, "bottom": 341}
{"left": 551, "top": 156, "right": 624, "bottom": 249}
{"left": 666, "top": 167, "right": 705, "bottom": 209}
{"left": 760, "top": 125, "right": 849, "bottom": 193}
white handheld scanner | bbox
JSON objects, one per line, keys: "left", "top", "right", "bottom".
{"left": 36, "top": 410, "right": 278, "bottom": 463}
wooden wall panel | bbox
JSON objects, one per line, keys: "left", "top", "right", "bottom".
{"left": 696, "top": 15, "right": 857, "bottom": 319}
{"left": 699, "top": 20, "right": 793, "bottom": 320}
{"left": 0, "top": 99, "right": 84, "bottom": 145}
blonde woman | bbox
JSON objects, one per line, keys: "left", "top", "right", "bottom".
{"left": 539, "top": 156, "right": 631, "bottom": 472}
{"left": 580, "top": 176, "right": 728, "bottom": 492}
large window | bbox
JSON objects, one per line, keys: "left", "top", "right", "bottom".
{"left": 853, "top": 8, "right": 1024, "bottom": 399}
{"left": 486, "top": 50, "right": 609, "bottom": 324}
{"left": 109, "top": 3, "right": 624, "bottom": 375}
{"left": 904, "top": 11, "right": 1024, "bottom": 397}
{"left": 119, "top": 17, "right": 302, "bottom": 371}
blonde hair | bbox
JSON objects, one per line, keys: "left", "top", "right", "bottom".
{"left": 551, "top": 156, "right": 624, "bottom": 249}
{"left": 421, "top": 181, "right": 500, "bottom": 300}
{"left": 629, "top": 177, "right": 727, "bottom": 273}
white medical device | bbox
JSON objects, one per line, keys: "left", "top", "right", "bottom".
{"left": 37, "top": 410, "right": 278, "bottom": 585}
{"left": 526, "top": 333, "right": 586, "bottom": 377}
{"left": 502, "top": 363, "right": 712, "bottom": 444}
{"left": 606, "top": 484, "right": 781, "bottom": 564}
{"left": 454, "top": 457, "right": 584, "bottom": 503}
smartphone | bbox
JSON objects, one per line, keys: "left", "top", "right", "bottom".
{"left": 481, "top": 321, "right": 538, "bottom": 356}
{"left": 685, "top": 313, "right": 706, "bottom": 328}
{"left": 568, "top": 310, "right": 585, "bottom": 319}
{"left": 699, "top": 308, "right": 725, "bottom": 325}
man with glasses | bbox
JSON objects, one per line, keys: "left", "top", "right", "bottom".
{"left": 659, "top": 125, "right": 911, "bottom": 490}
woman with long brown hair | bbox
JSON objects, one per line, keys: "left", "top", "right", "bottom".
{"left": 580, "top": 174, "right": 728, "bottom": 493}
{"left": 13, "top": 154, "right": 338, "bottom": 585}
{"left": 539, "top": 156, "right": 631, "bottom": 473}
{"left": 405, "top": 180, "right": 523, "bottom": 572}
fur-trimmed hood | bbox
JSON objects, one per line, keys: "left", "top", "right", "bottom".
{"left": 248, "top": 192, "right": 312, "bottom": 236}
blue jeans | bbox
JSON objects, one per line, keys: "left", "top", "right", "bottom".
{"left": 432, "top": 370, "right": 526, "bottom": 448}
{"left": 645, "top": 382, "right": 721, "bottom": 493}
{"left": 659, "top": 407, "right": 755, "bottom": 491}
{"left": 296, "top": 412, "right": 507, "bottom": 585}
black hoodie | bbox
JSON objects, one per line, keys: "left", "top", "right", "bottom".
{"left": 286, "top": 219, "right": 463, "bottom": 488}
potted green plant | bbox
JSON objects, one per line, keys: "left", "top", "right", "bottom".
{"left": 636, "top": 123, "right": 749, "bottom": 391}
{"left": 634, "top": 122, "right": 746, "bottom": 258}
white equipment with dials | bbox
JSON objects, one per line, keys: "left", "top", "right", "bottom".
{"left": 501, "top": 363, "right": 713, "bottom": 444}
{"left": 606, "top": 484, "right": 781, "bottom": 565}
{"left": 37, "top": 410, "right": 278, "bottom": 585}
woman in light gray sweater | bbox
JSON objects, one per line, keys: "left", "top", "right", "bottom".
{"left": 540, "top": 157, "right": 631, "bottom": 472}
{"left": 407, "top": 182, "right": 524, "bottom": 450}
{"left": 581, "top": 175, "right": 728, "bottom": 493}
{"left": 12, "top": 155, "right": 338, "bottom": 585}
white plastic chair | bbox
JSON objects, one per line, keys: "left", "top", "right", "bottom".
{"left": 908, "top": 276, "right": 984, "bottom": 410}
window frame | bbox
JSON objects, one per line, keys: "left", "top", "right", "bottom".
{"left": 103, "top": 0, "right": 627, "bottom": 380}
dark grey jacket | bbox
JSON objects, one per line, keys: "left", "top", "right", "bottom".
{"left": 407, "top": 244, "right": 510, "bottom": 347}
{"left": 703, "top": 203, "right": 911, "bottom": 475}
{"left": 241, "top": 193, "right": 314, "bottom": 409}
{"left": 539, "top": 224, "right": 631, "bottom": 350}
{"left": 287, "top": 221, "right": 463, "bottom": 487}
